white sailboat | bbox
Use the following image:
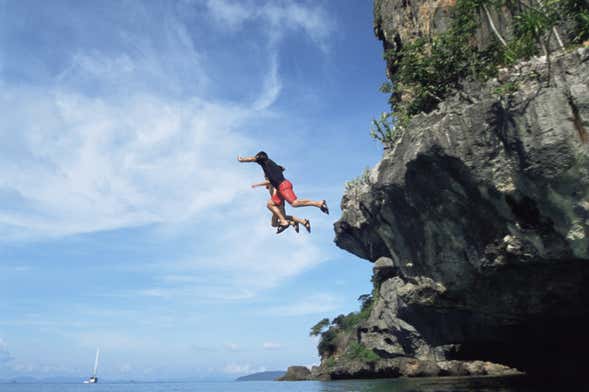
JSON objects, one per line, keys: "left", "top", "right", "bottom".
{"left": 83, "top": 348, "right": 100, "bottom": 384}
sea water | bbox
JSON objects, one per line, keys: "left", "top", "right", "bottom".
{"left": 0, "top": 375, "right": 564, "bottom": 392}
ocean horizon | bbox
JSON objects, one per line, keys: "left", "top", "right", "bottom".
{"left": 0, "top": 375, "right": 571, "bottom": 392}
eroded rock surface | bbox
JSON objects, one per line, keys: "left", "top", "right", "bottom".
{"left": 374, "top": 0, "right": 567, "bottom": 81}
{"left": 277, "top": 366, "right": 311, "bottom": 381}
{"left": 334, "top": 46, "right": 589, "bottom": 377}
{"left": 311, "top": 356, "right": 521, "bottom": 380}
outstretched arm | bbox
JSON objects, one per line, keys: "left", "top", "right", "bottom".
{"left": 251, "top": 180, "right": 270, "bottom": 189}
{"left": 238, "top": 155, "right": 257, "bottom": 163}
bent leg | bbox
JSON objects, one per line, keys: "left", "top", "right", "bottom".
{"left": 289, "top": 199, "right": 322, "bottom": 208}
{"left": 267, "top": 200, "right": 289, "bottom": 226}
{"left": 278, "top": 180, "right": 328, "bottom": 213}
{"left": 271, "top": 212, "right": 279, "bottom": 227}
{"left": 287, "top": 215, "right": 305, "bottom": 225}
{"left": 289, "top": 215, "right": 311, "bottom": 233}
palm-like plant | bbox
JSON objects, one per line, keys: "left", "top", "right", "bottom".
{"left": 515, "top": 7, "right": 552, "bottom": 56}
{"left": 370, "top": 112, "right": 398, "bottom": 146}
{"left": 517, "top": 10, "right": 551, "bottom": 82}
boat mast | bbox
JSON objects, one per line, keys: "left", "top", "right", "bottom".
{"left": 93, "top": 348, "right": 100, "bottom": 377}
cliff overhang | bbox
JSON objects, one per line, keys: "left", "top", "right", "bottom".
{"left": 333, "top": 41, "right": 589, "bottom": 379}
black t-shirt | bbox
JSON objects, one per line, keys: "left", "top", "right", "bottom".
{"left": 256, "top": 158, "right": 285, "bottom": 188}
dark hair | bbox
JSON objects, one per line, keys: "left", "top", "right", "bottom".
{"left": 255, "top": 151, "right": 268, "bottom": 162}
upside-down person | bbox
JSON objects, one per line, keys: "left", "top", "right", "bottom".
{"left": 238, "top": 151, "right": 328, "bottom": 234}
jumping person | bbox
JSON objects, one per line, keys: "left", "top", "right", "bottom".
{"left": 238, "top": 151, "right": 328, "bottom": 233}
{"left": 251, "top": 178, "right": 311, "bottom": 234}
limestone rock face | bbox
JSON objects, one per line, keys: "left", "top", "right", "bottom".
{"left": 374, "top": 0, "right": 567, "bottom": 80}
{"left": 335, "top": 47, "right": 589, "bottom": 377}
{"left": 374, "top": 0, "right": 459, "bottom": 49}
{"left": 276, "top": 366, "right": 311, "bottom": 381}
{"left": 310, "top": 357, "right": 521, "bottom": 380}
{"left": 375, "top": 0, "right": 513, "bottom": 80}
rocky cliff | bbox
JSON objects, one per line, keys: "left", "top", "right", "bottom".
{"left": 328, "top": 0, "right": 589, "bottom": 381}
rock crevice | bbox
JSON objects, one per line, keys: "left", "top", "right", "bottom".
{"left": 334, "top": 46, "right": 589, "bottom": 377}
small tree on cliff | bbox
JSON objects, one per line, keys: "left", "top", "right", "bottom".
{"left": 310, "top": 318, "right": 339, "bottom": 358}
{"left": 317, "top": 329, "right": 338, "bottom": 358}
{"left": 358, "top": 294, "right": 373, "bottom": 312}
{"left": 309, "top": 318, "right": 330, "bottom": 336}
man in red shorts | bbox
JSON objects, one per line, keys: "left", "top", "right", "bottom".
{"left": 238, "top": 151, "right": 329, "bottom": 234}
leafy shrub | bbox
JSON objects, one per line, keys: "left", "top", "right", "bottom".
{"left": 576, "top": 11, "right": 589, "bottom": 42}
{"left": 330, "top": 294, "right": 374, "bottom": 331}
{"left": 387, "top": 1, "right": 502, "bottom": 116}
{"left": 325, "top": 357, "right": 337, "bottom": 368}
{"left": 344, "top": 341, "right": 380, "bottom": 362}
{"left": 309, "top": 318, "right": 330, "bottom": 337}
{"left": 560, "top": 0, "right": 589, "bottom": 43}
{"left": 330, "top": 312, "right": 364, "bottom": 331}
{"left": 494, "top": 81, "right": 519, "bottom": 96}
{"left": 315, "top": 293, "right": 377, "bottom": 358}
{"left": 357, "top": 293, "right": 373, "bottom": 312}
{"left": 317, "top": 329, "right": 338, "bottom": 358}
{"left": 370, "top": 111, "right": 403, "bottom": 145}
{"left": 371, "top": 0, "right": 589, "bottom": 146}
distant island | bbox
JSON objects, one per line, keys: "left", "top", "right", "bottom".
{"left": 235, "top": 371, "right": 285, "bottom": 381}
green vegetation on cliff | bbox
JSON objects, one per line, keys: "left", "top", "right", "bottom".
{"left": 386, "top": 1, "right": 499, "bottom": 115}
{"left": 310, "top": 293, "right": 376, "bottom": 360}
{"left": 371, "top": 0, "right": 589, "bottom": 146}
{"left": 343, "top": 341, "right": 380, "bottom": 363}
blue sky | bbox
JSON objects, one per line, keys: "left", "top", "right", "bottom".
{"left": 0, "top": 0, "right": 388, "bottom": 380}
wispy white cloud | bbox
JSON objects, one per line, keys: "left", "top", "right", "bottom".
{"left": 102, "top": 194, "right": 327, "bottom": 302}
{"left": 261, "top": 1, "right": 333, "bottom": 51}
{"left": 205, "top": 0, "right": 333, "bottom": 51}
{"left": 253, "top": 53, "right": 282, "bottom": 110}
{"left": 205, "top": 0, "right": 254, "bottom": 30}
{"left": 191, "top": 344, "right": 217, "bottom": 352}
{"left": 0, "top": 87, "right": 258, "bottom": 240}
{"left": 0, "top": 0, "right": 333, "bottom": 243}
{"left": 0, "top": 11, "right": 273, "bottom": 242}
{"left": 8, "top": 363, "right": 34, "bottom": 374}
{"left": 0, "top": 0, "right": 339, "bottom": 380}
{"left": 262, "top": 341, "right": 282, "bottom": 350}
{"left": 265, "top": 293, "right": 341, "bottom": 316}
{"left": 223, "top": 362, "right": 265, "bottom": 374}
{"left": 75, "top": 331, "right": 152, "bottom": 351}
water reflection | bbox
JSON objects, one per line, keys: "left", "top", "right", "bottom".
{"left": 0, "top": 375, "right": 561, "bottom": 392}
{"left": 314, "top": 375, "right": 533, "bottom": 392}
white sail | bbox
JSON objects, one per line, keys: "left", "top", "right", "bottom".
{"left": 83, "top": 348, "right": 100, "bottom": 384}
{"left": 93, "top": 348, "right": 100, "bottom": 377}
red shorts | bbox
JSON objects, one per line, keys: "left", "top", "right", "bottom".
{"left": 271, "top": 180, "right": 297, "bottom": 205}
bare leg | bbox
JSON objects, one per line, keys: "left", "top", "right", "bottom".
{"left": 289, "top": 199, "right": 325, "bottom": 209}
{"left": 278, "top": 183, "right": 327, "bottom": 212}
{"left": 287, "top": 215, "right": 305, "bottom": 225}
{"left": 267, "top": 200, "right": 289, "bottom": 226}
{"left": 287, "top": 214, "right": 311, "bottom": 233}
{"left": 271, "top": 213, "right": 279, "bottom": 227}
{"left": 272, "top": 213, "right": 297, "bottom": 227}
